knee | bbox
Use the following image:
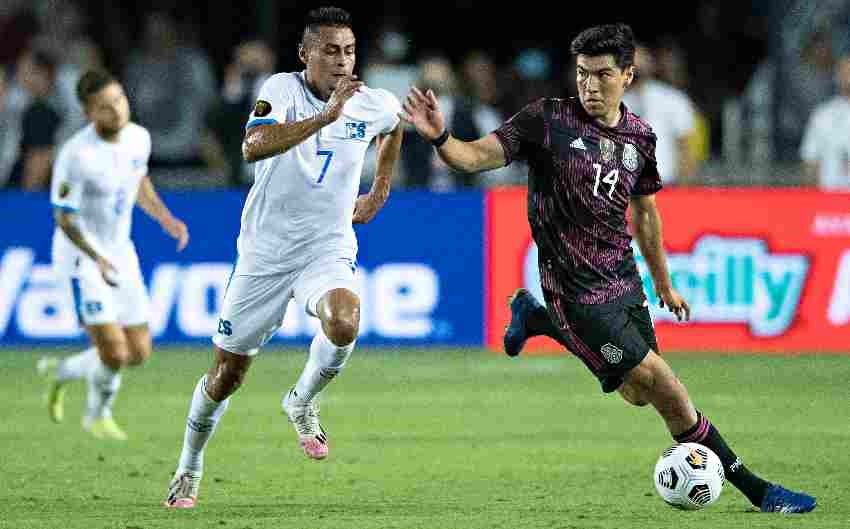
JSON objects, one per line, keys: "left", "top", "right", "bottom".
{"left": 99, "top": 341, "right": 130, "bottom": 370}
{"left": 318, "top": 289, "right": 360, "bottom": 347}
{"left": 126, "top": 343, "right": 152, "bottom": 366}
{"left": 325, "top": 314, "right": 358, "bottom": 346}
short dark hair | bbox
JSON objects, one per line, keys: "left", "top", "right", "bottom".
{"left": 76, "top": 70, "right": 116, "bottom": 106}
{"left": 301, "top": 7, "right": 353, "bottom": 47}
{"left": 570, "top": 24, "right": 636, "bottom": 70}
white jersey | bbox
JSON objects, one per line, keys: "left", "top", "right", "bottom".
{"left": 50, "top": 122, "right": 151, "bottom": 276}
{"left": 238, "top": 71, "right": 401, "bottom": 274}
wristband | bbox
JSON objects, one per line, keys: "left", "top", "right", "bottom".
{"left": 431, "top": 129, "right": 450, "bottom": 148}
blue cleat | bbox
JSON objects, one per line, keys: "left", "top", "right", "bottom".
{"left": 503, "top": 288, "right": 544, "bottom": 357}
{"left": 760, "top": 484, "right": 817, "bottom": 514}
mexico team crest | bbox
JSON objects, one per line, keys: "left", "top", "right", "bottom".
{"left": 599, "top": 138, "right": 615, "bottom": 163}
{"left": 623, "top": 143, "right": 639, "bottom": 171}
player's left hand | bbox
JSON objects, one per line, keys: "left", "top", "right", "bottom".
{"left": 162, "top": 216, "right": 189, "bottom": 251}
{"left": 656, "top": 286, "right": 691, "bottom": 322}
{"left": 352, "top": 194, "right": 379, "bottom": 224}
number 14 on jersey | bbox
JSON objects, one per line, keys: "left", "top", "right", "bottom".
{"left": 592, "top": 163, "right": 619, "bottom": 199}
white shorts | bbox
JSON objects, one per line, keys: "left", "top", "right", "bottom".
{"left": 70, "top": 258, "right": 150, "bottom": 327}
{"left": 213, "top": 255, "right": 357, "bottom": 355}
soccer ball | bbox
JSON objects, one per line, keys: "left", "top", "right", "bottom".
{"left": 654, "top": 443, "right": 724, "bottom": 510}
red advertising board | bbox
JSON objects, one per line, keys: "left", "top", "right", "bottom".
{"left": 486, "top": 187, "right": 850, "bottom": 353}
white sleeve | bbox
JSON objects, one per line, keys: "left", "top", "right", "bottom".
{"left": 245, "top": 74, "right": 293, "bottom": 130}
{"left": 800, "top": 110, "right": 821, "bottom": 162}
{"left": 50, "top": 145, "right": 84, "bottom": 212}
{"left": 378, "top": 89, "right": 402, "bottom": 135}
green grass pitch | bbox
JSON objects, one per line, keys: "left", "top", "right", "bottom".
{"left": 1, "top": 347, "right": 847, "bottom": 528}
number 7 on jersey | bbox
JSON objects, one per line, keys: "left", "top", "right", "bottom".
{"left": 316, "top": 150, "right": 334, "bottom": 184}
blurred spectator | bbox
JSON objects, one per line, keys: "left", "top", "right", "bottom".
{"left": 622, "top": 44, "right": 699, "bottom": 185}
{"left": 653, "top": 38, "right": 711, "bottom": 171}
{"left": 800, "top": 54, "right": 850, "bottom": 190}
{"left": 775, "top": 27, "right": 838, "bottom": 161}
{"left": 507, "top": 47, "right": 558, "bottom": 113}
{"left": 203, "top": 40, "right": 277, "bottom": 186}
{"left": 362, "top": 24, "right": 417, "bottom": 103}
{"left": 0, "top": 67, "right": 19, "bottom": 188}
{"left": 124, "top": 11, "right": 216, "bottom": 168}
{"left": 7, "top": 47, "right": 61, "bottom": 190}
{"left": 654, "top": 37, "right": 689, "bottom": 91}
{"left": 460, "top": 50, "right": 525, "bottom": 186}
{"left": 403, "top": 55, "right": 500, "bottom": 190}
{"left": 0, "top": 5, "right": 39, "bottom": 67}
{"left": 32, "top": 1, "right": 104, "bottom": 144}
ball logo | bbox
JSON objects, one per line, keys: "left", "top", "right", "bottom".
{"left": 686, "top": 447, "right": 708, "bottom": 470}
{"left": 657, "top": 467, "right": 679, "bottom": 490}
{"left": 688, "top": 484, "right": 713, "bottom": 506}
{"left": 600, "top": 342, "right": 623, "bottom": 364}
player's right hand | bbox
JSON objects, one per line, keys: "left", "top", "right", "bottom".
{"left": 400, "top": 86, "right": 446, "bottom": 141}
{"left": 96, "top": 256, "right": 119, "bottom": 287}
{"left": 320, "top": 76, "right": 364, "bottom": 124}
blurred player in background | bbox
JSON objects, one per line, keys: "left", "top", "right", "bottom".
{"left": 402, "top": 23, "right": 815, "bottom": 514}
{"left": 164, "top": 6, "right": 403, "bottom": 508}
{"left": 39, "top": 70, "right": 189, "bottom": 440}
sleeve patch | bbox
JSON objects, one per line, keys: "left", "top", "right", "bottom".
{"left": 253, "top": 100, "right": 272, "bottom": 117}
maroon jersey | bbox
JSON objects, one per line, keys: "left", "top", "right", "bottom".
{"left": 494, "top": 97, "right": 662, "bottom": 304}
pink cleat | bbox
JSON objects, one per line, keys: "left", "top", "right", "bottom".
{"left": 282, "top": 388, "right": 329, "bottom": 460}
{"left": 164, "top": 471, "right": 200, "bottom": 508}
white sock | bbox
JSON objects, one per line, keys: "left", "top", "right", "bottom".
{"left": 294, "top": 331, "right": 355, "bottom": 402}
{"left": 86, "top": 360, "right": 121, "bottom": 420}
{"left": 177, "top": 375, "right": 230, "bottom": 475}
{"left": 56, "top": 347, "right": 99, "bottom": 383}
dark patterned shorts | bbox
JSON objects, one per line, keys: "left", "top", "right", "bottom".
{"left": 544, "top": 288, "right": 658, "bottom": 393}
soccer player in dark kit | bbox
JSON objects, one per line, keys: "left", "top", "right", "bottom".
{"left": 400, "top": 23, "right": 815, "bottom": 514}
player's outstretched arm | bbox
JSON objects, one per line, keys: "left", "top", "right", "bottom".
{"left": 400, "top": 86, "right": 506, "bottom": 173}
{"left": 353, "top": 124, "right": 403, "bottom": 224}
{"left": 53, "top": 209, "right": 118, "bottom": 287}
{"left": 630, "top": 194, "right": 690, "bottom": 321}
{"left": 242, "top": 76, "right": 363, "bottom": 163}
{"left": 136, "top": 176, "right": 189, "bottom": 251}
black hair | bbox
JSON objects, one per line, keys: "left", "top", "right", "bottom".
{"left": 570, "top": 23, "right": 636, "bottom": 70}
{"left": 301, "top": 7, "right": 353, "bottom": 48}
{"left": 76, "top": 70, "right": 116, "bottom": 106}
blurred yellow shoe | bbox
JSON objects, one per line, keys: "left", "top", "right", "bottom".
{"left": 83, "top": 417, "right": 128, "bottom": 441}
{"left": 37, "top": 357, "right": 65, "bottom": 423}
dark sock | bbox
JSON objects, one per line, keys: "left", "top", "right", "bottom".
{"left": 526, "top": 305, "right": 569, "bottom": 347}
{"left": 674, "top": 411, "right": 770, "bottom": 507}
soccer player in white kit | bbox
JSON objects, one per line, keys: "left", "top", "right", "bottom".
{"left": 165, "top": 7, "right": 403, "bottom": 508}
{"left": 38, "top": 70, "right": 189, "bottom": 440}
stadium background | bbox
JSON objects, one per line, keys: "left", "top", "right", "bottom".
{"left": 1, "top": 2, "right": 849, "bottom": 528}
